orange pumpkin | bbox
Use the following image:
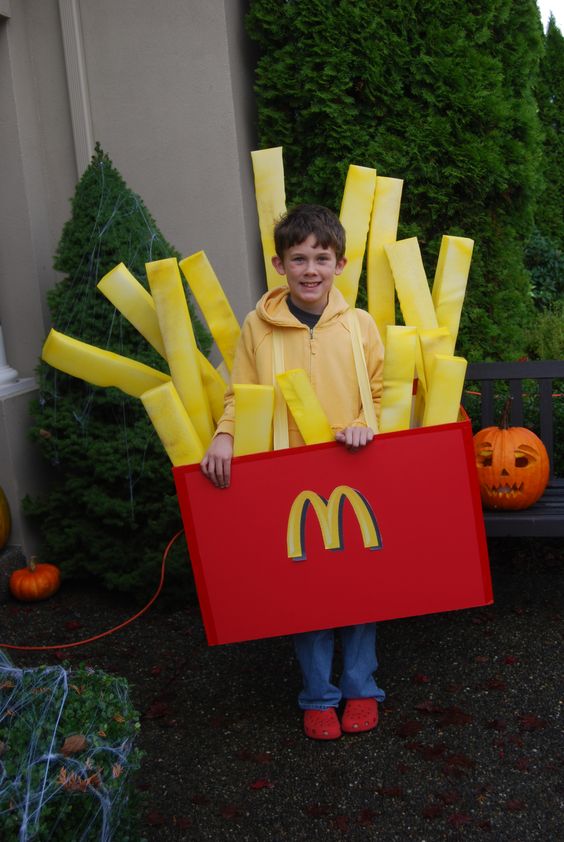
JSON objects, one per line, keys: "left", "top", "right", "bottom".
{"left": 0, "top": 486, "right": 11, "bottom": 550}
{"left": 9, "top": 556, "right": 61, "bottom": 601}
{"left": 473, "top": 399, "right": 549, "bottom": 510}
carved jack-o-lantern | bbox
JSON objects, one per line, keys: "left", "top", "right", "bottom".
{"left": 473, "top": 399, "right": 550, "bottom": 510}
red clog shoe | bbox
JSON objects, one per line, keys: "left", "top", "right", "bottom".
{"left": 303, "top": 708, "right": 342, "bottom": 740}
{"left": 341, "top": 698, "right": 378, "bottom": 733}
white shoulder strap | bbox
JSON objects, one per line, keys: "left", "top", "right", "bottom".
{"left": 272, "top": 327, "right": 289, "bottom": 449}
{"left": 346, "top": 309, "right": 379, "bottom": 433}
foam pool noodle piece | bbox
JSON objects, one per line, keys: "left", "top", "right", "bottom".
{"left": 97, "top": 263, "right": 166, "bottom": 358}
{"left": 97, "top": 261, "right": 225, "bottom": 419}
{"left": 276, "top": 369, "right": 334, "bottom": 445}
{"left": 41, "top": 329, "right": 170, "bottom": 397}
{"left": 413, "top": 327, "right": 453, "bottom": 425}
{"left": 146, "top": 257, "right": 214, "bottom": 449}
{"left": 379, "top": 326, "right": 417, "bottom": 433}
{"left": 198, "top": 354, "right": 227, "bottom": 425}
{"left": 251, "top": 147, "right": 287, "bottom": 290}
{"left": 432, "top": 235, "right": 474, "bottom": 354}
{"left": 233, "top": 384, "right": 275, "bottom": 456}
{"left": 422, "top": 354, "right": 467, "bottom": 427}
{"left": 384, "top": 237, "right": 439, "bottom": 392}
{"left": 141, "top": 381, "right": 204, "bottom": 466}
{"left": 179, "top": 251, "right": 240, "bottom": 372}
{"left": 384, "top": 238, "right": 439, "bottom": 333}
{"left": 337, "top": 165, "right": 377, "bottom": 307}
{"left": 366, "top": 176, "right": 404, "bottom": 344}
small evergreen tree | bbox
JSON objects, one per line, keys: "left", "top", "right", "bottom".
{"left": 525, "top": 16, "right": 564, "bottom": 312}
{"left": 25, "top": 144, "right": 210, "bottom": 598}
{"left": 535, "top": 15, "right": 564, "bottom": 251}
{"left": 246, "top": 0, "right": 544, "bottom": 360}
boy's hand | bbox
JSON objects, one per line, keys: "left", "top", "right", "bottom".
{"left": 200, "top": 433, "right": 234, "bottom": 488}
{"left": 335, "top": 426, "right": 374, "bottom": 450}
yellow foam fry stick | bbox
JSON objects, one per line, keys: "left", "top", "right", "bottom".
{"left": 97, "top": 261, "right": 220, "bottom": 416}
{"left": 42, "top": 329, "right": 170, "bottom": 397}
{"left": 251, "top": 147, "right": 287, "bottom": 290}
{"left": 379, "top": 326, "right": 417, "bottom": 433}
{"left": 418, "top": 327, "right": 453, "bottom": 386}
{"left": 233, "top": 384, "right": 275, "bottom": 457}
{"left": 422, "top": 354, "right": 467, "bottom": 427}
{"left": 384, "top": 238, "right": 438, "bottom": 332}
{"left": 413, "top": 327, "right": 453, "bottom": 427}
{"left": 384, "top": 238, "right": 439, "bottom": 392}
{"left": 146, "top": 258, "right": 214, "bottom": 449}
{"left": 179, "top": 251, "right": 240, "bottom": 372}
{"left": 217, "top": 360, "right": 230, "bottom": 385}
{"left": 97, "top": 263, "right": 166, "bottom": 358}
{"left": 337, "top": 165, "right": 377, "bottom": 307}
{"left": 276, "top": 369, "right": 334, "bottom": 445}
{"left": 367, "top": 176, "right": 404, "bottom": 344}
{"left": 431, "top": 235, "right": 474, "bottom": 354}
{"left": 198, "top": 352, "right": 227, "bottom": 424}
{"left": 141, "top": 382, "right": 204, "bottom": 466}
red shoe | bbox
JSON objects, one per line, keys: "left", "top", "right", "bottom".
{"left": 341, "top": 698, "right": 378, "bottom": 733}
{"left": 303, "top": 708, "right": 342, "bottom": 740}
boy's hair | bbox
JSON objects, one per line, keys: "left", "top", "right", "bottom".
{"left": 273, "top": 204, "right": 346, "bottom": 262}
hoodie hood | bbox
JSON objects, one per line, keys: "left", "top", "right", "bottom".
{"left": 255, "top": 284, "right": 351, "bottom": 328}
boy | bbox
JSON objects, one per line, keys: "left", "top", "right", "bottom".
{"left": 201, "top": 204, "right": 385, "bottom": 740}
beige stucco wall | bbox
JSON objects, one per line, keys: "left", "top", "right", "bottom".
{"left": 78, "top": 0, "right": 263, "bottom": 321}
{"left": 0, "top": 0, "right": 263, "bottom": 550}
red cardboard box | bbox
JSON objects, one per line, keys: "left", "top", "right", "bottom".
{"left": 173, "top": 418, "right": 492, "bottom": 645}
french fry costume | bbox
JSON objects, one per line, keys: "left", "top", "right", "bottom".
{"left": 38, "top": 149, "right": 480, "bottom": 724}
{"left": 215, "top": 283, "right": 386, "bottom": 712}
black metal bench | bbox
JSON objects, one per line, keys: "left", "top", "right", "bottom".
{"left": 464, "top": 360, "right": 564, "bottom": 537}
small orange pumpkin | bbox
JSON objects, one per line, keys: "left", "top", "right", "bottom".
{"left": 0, "top": 486, "right": 11, "bottom": 550}
{"left": 9, "top": 556, "right": 61, "bottom": 601}
{"left": 473, "top": 398, "right": 549, "bottom": 510}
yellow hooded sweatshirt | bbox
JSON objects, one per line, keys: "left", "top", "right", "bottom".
{"left": 215, "top": 285, "right": 384, "bottom": 448}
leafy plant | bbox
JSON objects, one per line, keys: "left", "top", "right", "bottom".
{"left": 0, "top": 655, "right": 143, "bottom": 841}
{"left": 524, "top": 228, "right": 564, "bottom": 309}
{"left": 24, "top": 144, "right": 210, "bottom": 599}
{"left": 526, "top": 300, "right": 564, "bottom": 361}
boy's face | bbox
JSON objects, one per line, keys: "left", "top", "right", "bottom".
{"left": 271, "top": 234, "right": 346, "bottom": 315}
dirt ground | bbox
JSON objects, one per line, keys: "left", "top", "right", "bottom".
{"left": 1, "top": 536, "right": 562, "bottom": 841}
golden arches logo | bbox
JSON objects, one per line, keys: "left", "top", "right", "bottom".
{"left": 287, "top": 485, "right": 383, "bottom": 561}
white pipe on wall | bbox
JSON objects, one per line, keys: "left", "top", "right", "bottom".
{"left": 0, "top": 324, "right": 19, "bottom": 388}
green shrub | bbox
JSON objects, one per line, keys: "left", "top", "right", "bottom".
{"left": 526, "top": 300, "right": 564, "bottom": 360}
{"left": 524, "top": 228, "right": 564, "bottom": 309}
{"left": 0, "top": 653, "right": 143, "bottom": 841}
{"left": 24, "top": 144, "right": 210, "bottom": 599}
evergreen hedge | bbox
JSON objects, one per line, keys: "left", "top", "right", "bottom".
{"left": 246, "top": 0, "right": 545, "bottom": 361}
{"left": 24, "top": 144, "right": 210, "bottom": 598}
{"left": 525, "top": 16, "right": 564, "bottom": 314}
{"left": 535, "top": 15, "right": 564, "bottom": 253}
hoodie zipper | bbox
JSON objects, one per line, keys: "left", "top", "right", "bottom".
{"left": 308, "top": 325, "right": 314, "bottom": 378}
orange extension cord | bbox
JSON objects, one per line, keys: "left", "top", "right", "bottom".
{"left": 0, "top": 530, "right": 183, "bottom": 652}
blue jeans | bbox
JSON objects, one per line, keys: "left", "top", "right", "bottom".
{"left": 293, "top": 623, "right": 385, "bottom": 710}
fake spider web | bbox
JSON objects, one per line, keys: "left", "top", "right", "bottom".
{"left": 44, "top": 161, "right": 173, "bottom": 516}
{"left": 0, "top": 650, "right": 142, "bottom": 841}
